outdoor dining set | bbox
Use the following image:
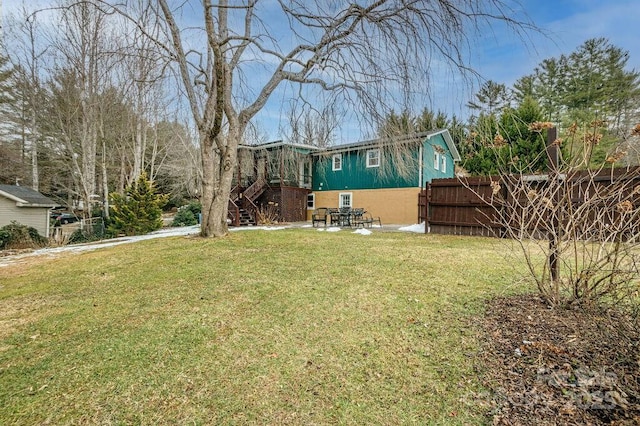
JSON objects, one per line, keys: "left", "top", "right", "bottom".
{"left": 311, "top": 207, "right": 382, "bottom": 228}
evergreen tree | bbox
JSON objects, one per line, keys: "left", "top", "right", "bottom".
{"left": 108, "top": 173, "right": 168, "bottom": 236}
{"left": 466, "top": 80, "right": 510, "bottom": 115}
{"left": 462, "top": 112, "right": 500, "bottom": 175}
{"left": 515, "top": 38, "right": 639, "bottom": 129}
{"left": 376, "top": 108, "right": 467, "bottom": 161}
{"left": 377, "top": 110, "right": 416, "bottom": 137}
{"left": 534, "top": 56, "right": 569, "bottom": 123}
{"left": 509, "top": 38, "right": 640, "bottom": 168}
{"left": 464, "top": 97, "right": 551, "bottom": 175}
{"left": 512, "top": 75, "right": 535, "bottom": 105}
{"left": 377, "top": 107, "right": 455, "bottom": 138}
{"left": 499, "top": 96, "right": 548, "bottom": 173}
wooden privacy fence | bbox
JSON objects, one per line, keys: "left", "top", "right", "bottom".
{"left": 423, "top": 177, "right": 501, "bottom": 236}
{"left": 422, "top": 167, "right": 640, "bottom": 236}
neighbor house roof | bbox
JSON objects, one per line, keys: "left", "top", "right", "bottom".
{"left": 0, "top": 185, "right": 57, "bottom": 208}
{"left": 311, "top": 129, "right": 461, "bottom": 161}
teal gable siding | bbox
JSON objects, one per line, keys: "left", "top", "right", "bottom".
{"left": 312, "top": 131, "right": 458, "bottom": 192}
{"left": 313, "top": 149, "right": 419, "bottom": 191}
{"left": 421, "top": 133, "right": 455, "bottom": 186}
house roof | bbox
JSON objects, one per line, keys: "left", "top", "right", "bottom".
{"left": 0, "top": 185, "right": 57, "bottom": 208}
{"left": 239, "top": 140, "right": 323, "bottom": 152}
{"left": 311, "top": 129, "right": 461, "bottom": 161}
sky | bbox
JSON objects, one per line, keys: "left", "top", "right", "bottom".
{"left": 478, "top": 0, "right": 640, "bottom": 85}
{"left": 1, "top": 0, "right": 639, "bottom": 144}
{"left": 430, "top": 0, "right": 640, "bottom": 123}
{"left": 257, "top": 0, "right": 640, "bottom": 142}
{"left": 241, "top": 0, "right": 640, "bottom": 143}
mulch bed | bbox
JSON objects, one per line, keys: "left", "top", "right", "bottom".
{"left": 478, "top": 294, "right": 640, "bottom": 425}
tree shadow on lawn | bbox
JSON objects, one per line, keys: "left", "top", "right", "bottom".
{"left": 477, "top": 294, "right": 640, "bottom": 425}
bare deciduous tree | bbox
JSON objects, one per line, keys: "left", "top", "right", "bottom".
{"left": 284, "top": 100, "right": 341, "bottom": 148}
{"left": 50, "top": 0, "right": 117, "bottom": 217}
{"left": 9, "top": 7, "right": 47, "bottom": 191}
{"left": 109, "top": 0, "right": 534, "bottom": 237}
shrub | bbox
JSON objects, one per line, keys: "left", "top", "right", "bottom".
{"left": 67, "top": 219, "right": 108, "bottom": 244}
{"left": 108, "top": 173, "right": 169, "bottom": 236}
{"left": 68, "top": 228, "right": 101, "bottom": 244}
{"left": 172, "top": 208, "right": 196, "bottom": 227}
{"left": 471, "top": 122, "right": 640, "bottom": 311}
{"left": 0, "top": 221, "right": 48, "bottom": 250}
{"left": 171, "top": 201, "right": 201, "bottom": 227}
{"left": 256, "top": 202, "right": 279, "bottom": 225}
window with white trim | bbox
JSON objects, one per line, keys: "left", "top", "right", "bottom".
{"left": 307, "top": 193, "right": 315, "bottom": 210}
{"left": 332, "top": 154, "right": 342, "bottom": 171}
{"left": 339, "top": 192, "right": 352, "bottom": 208}
{"left": 441, "top": 156, "right": 447, "bottom": 173}
{"left": 366, "top": 149, "right": 380, "bottom": 168}
{"left": 433, "top": 152, "right": 440, "bottom": 171}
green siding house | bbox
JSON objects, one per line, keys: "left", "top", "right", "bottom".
{"left": 311, "top": 130, "right": 459, "bottom": 224}
{"left": 229, "top": 129, "right": 460, "bottom": 225}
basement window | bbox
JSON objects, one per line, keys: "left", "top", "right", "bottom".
{"left": 339, "top": 192, "right": 352, "bottom": 208}
{"left": 307, "top": 193, "right": 315, "bottom": 210}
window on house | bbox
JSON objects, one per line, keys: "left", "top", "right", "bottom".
{"left": 433, "top": 152, "right": 440, "bottom": 171}
{"left": 307, "top": 193, "right": 315, "bottom": 210}
{"left": 307, "top": 193, "right": 316, "bottom": 210}
{"left": 366, "top": 149, "right": 380, "bottom": 168}
{"left": 332, "top": 154, "right": 342, "bottom": 171}
{"left": 441, "top": 156, "right": 447, "bottom": 173}
{"left": 302, "top": 159, "right": 312, "bottom": 188}
{"left": 339, "top": 192, "right": 352, "bottom": 208}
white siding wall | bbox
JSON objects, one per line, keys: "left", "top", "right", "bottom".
{"left": 0, "top": 197, "right": 50, "bottom": 236}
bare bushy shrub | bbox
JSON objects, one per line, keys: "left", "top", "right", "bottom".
{"left": 475, "top": 123, "right": 640, "bottom": 310}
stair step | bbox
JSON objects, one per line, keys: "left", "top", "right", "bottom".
{"left": 235, "top": 207, "right": 256, "bottom": 226}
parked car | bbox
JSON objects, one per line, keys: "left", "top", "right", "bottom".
{"left": 51, "top": 212, "right": 79, "bottom": 225}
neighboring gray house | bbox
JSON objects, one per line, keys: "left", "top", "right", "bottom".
{"left": 0, "top": 185, "right": 57, "bottom": 237}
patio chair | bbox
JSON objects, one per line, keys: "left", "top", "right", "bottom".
{"left": 312, "top": 207, "right": 328, "bottom": 227}
{"left": 328, "top": 208, "right": 341, "bottom": 226}
{"left": 351, "top": 208, "right": 366, "bottom": 227}
{"left": 339, "top": 207, "right": 353, "bottom": 227}
{"left": 358, "top": 212, "right": 382, "bottom": 228}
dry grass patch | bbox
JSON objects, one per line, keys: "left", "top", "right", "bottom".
{"left": 0, "top": 230, "right": 525, "bottom": 424}
{"left": 0, "top": 294, "right": 64, "bottom": 342}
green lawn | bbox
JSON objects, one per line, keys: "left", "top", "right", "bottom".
{"left": 0, "top": 229, "right": 527, "bottom": 425}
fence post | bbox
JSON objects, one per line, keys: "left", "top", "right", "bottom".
{"left": 424, "top": 182, "right": 430, "bottom": 234}
{"left": 546, "top": 127, "right": 560, "bottom": 283}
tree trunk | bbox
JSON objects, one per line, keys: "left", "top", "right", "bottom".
{"left": 200, "top": 131, "right": 237, "bottom": 237}
{"left": 30, "top": 134, "right": 38, "bottom": 191}
{"left": 133, "top": 117, "right": 145, "bottom": 181}
{"left": 102, "top": 141, "right": 110, "bottom": 220}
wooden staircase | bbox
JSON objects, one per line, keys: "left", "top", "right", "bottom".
{"left": 228, "top": 177, "right": 267, "bottom": 226}
{"left": 238, "top": 208, "right": 255, "bottom": 226}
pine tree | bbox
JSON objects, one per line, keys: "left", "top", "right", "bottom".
{"left": 108, "top": 173, "right": 168, "bottom": 236}
{"left": 499, "top": 96, "right": 548, "bottom": 173}
{"left": 466, "top": 80, "right": 510, "bottom": 115}
{"left": 377, "top": 110, "right": 416, "bottom": 137}
{"left": 516, "top": 38, "right": 639, "bottom": 129}
{"left": 464, "top": 97, "right": 551, "bottom": 175}
{"left": 512, "top": 75, "right": 535, "bottom": 105}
